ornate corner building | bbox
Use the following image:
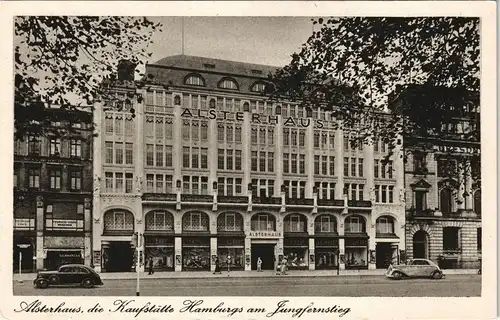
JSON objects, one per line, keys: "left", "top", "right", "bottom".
{"left": 392, "top": 86, "right": 481, "bottom": 269}
{"left": 92, "top": 55, "right": 406, "bottom": 273}
{"left": 13, "top": 109, "right": 93, "bottom": 272}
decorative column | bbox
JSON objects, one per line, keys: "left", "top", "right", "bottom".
{"left": 210, "top": 212, "right": 217, "bottom": 272}
{"left": 92, "top": 101, "right": 103, "bottom": 272}
{"left": 457, "top": 161, "right": 466, "bottom": 211}
{"left": 368, "top": 216, "right": 377, "bottom": 270}
{"left": 308, "top": 217, "right": 315, "bottom": 270}
{"left": 35, "top": 195, "right": 44, "bottom": 270}
{"left": 465, "top": 159, "right": 473, "bottom": 210}
{"left": 134, "top": 89, "right": 145, "bottom": 222}
{"left": 174, "top": 214, "right": 182, "bottom": 272}
{"left": 338, "top": 219, "right": 345, "bottom": 270}
{"left": 244, "top": 214, "right": 252, "bottom": 271}
{"left": 84, "top": 198, "right": 92, "bottom": 266}
{"left": 208, "top": 98, "right": 218, "bottom": 193}
{"left": 335, "top": 126, "right": 344, "bottom": 199}
{"left": 172, "top": 93, "right": 183, "bottom": 188}
{"left": 274, "top": 104, "right": 283, "bottom": 197}
{"left": 242, "top": 101, "right": 251, "bottom": 194}
{"left": 364, "top": 139, "right": 374, "bottom": 201}
{"left": 394, "top": 134, "right": 405, "bottom": 205}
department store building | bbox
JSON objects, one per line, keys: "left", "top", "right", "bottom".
{"left": 92, "top": 55, "right": 406, "bottom": 272}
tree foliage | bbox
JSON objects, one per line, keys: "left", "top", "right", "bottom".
{"left": 14, "top": 16, "right": 162, "bottom": 139}
{"left": 268, "top": 17, "right": 480, "bottom": 184}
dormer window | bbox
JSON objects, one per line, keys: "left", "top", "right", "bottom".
{"left": 218, "top": 78, "right": 239, "bottom": 90}
{"left": 184, "top": 74, "right": 205, "bottom": 86}
{"left": 251, "top": 82, "right": 267, "bottom": 93}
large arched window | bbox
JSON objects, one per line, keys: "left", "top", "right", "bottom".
{"left": 344, "top": 215, "right": 366, "bottom": 233}
{"left": 103, "top": 209, "right": 134, "bottom": 233}
{"left": 250, "top": 213, "right": 276, "bottom": 231}
{"left": 440, "top": 188, "right": 453, "bottom": 213}
{"left": 283, "top": 214, "right": 307, "bottom": 233}
{"left": 376, "top": 216, "right": 395, "bottom": 235}
{"left": 145, "top": 210, "right": 174, "bottom": 231}
{"left": 218, "top": 78, "right": 239, "bottom": 90}
{"left": 217, "top": 212, "right": 244, "bottom": 232}
{"left": 184, "top": 74, "right": 205, "bottom": 86}
{"left": 182, "top": 211, "right": 209, "bottom": 232}
{"left": 474, "top": 190, "right": 481, "bottom": 215}
{"left": 314, "top": 214, "right": 337, "bottom": 233}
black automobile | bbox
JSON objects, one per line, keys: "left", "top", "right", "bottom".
{"left": 33, "top": 264, "right": 103, "bottom": 289}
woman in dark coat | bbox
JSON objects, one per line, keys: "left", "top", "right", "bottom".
{"left": 213, "top": 257, "right": 221, "bottom": 274}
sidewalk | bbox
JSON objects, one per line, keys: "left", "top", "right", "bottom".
{"left": 13, "top": 268, "right": 478, "bottom": 282}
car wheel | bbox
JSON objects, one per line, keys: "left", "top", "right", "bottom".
{"left": 392, "top": 271, "right": 403, "bottom": 280}
{"left": 432, "top": 271, "right": 443, "bottom": 279}
{"left": 36, "top": 279, "right": 49, "bottom": 289}
{"left": 82, "top": 278, "right": 94, "bottom": 288}
{"left": 48, "top": 275, "right": 59, "bottom": 284}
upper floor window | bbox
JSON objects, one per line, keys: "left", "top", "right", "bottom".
{"left": 413, "top": 153, "right": 427, "bottom": 173}
{"left": 28, "top": 136, "right": 41, "bottom": 155}
{"left": 218, "top": 78, "right": 239, "bottom": 90}
{"left": 49, "top": 138, "right": 61, "bottom": 156}
{"left": 251, "top": 82, "right": 267, "bottom": 93}
{"left": 376, "top": 216, "right": 395, "bottom": 234}
{"left": 345, "top": 215, "right": 366, "bottom": 233}
{"left": 184, "top": 74, "right": 205, "bottom": 86}
{"left": 70, "top": 139, "right": 82, "bottom": 158}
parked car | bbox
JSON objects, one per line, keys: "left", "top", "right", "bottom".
{"left": 34, "top": 264, "right": 103, "bottom": 289}
{"left": 385, "top": 259, "right": 444, "bottom": 280}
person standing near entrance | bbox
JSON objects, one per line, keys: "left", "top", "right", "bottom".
{"left": 214, "top": 257, "right": 221, "bottom": 274}
{"left": 148, "top": 257, "right": 154, "bottom": 275}
{"left": 257, "top": 257, "right": 262, "bottom": 272}
{"left": 226, "top": 254, "right": 231, "bottom": 274}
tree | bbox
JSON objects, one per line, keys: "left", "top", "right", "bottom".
{"left": 14, "top": 16, "right": 162, "bottom": 139}
{"left": 268, "top": 17, "right": 480, "bottom": 185}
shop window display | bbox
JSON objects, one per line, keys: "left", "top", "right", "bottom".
{"left": 217, "top": 248, "right": 244, "bottom": 269}
{"left": 315, "top": 249, "right": 338, "bottom": 269}
{"left": 145, "top": 237, "right": 174, "bottom": 270}
{"left": 182, "top": 238, "right": 210, "bottom": 270}
{"left": 283, "top": 248, "right": 308, "bottom": 269}
{"left": 345, "top": 238, "right": 368, "bottom": 269}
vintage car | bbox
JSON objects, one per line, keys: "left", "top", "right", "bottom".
{"left": 385, "top": 259, "right": 444, "bottom": 280}
{"left": 33, "top": 264, "right": 103, "bottom": 289}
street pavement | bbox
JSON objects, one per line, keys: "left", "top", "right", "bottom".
{"left": 13, "top": 274, "right": 481, "bottom": 297}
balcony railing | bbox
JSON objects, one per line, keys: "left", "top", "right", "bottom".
{"left": 317, "top": 199, "right": 344, "bottom": 207}
{"left": 286, "top": 198, "right": 314, "bottom": 206}
{"left": 142, "top": 193, "right": 177, "bottom": 201}
{"left": 348, "top": 200, "right": 372, "bottom": 208}
{"left": 217, "top": 195, "right": 249, "bottom": 204}
{"left": 252, "top": 197, "right": 282, "bottom": 204}
{"left": 181, "top": 194, "right": 213, "bottom": 202}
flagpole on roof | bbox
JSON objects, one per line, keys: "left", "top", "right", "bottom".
{"left": 181, "top": 16, "right": 185, "bottom": 55}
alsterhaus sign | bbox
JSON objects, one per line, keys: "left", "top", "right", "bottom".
{"left": 181, "top": 108, "right": 327, "bottom": 129}
{"left": 247, "top": 231, "right": 282, "bottom": 238}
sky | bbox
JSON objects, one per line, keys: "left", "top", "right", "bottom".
{"left": 145, "top": 17, "right": 316, "bottom": 67}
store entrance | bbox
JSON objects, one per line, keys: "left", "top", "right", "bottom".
{"left": 251, "top": 244, "right": 275, "bottom": 270}
{"left": 104, "top": 241, "right": 134, "bottom": 272}
{"left": 376, "top": 243, "right": 393, "bottom": 268}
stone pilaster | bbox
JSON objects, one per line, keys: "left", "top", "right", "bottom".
{"left": 274, "top": 106, "right": 283, "bottom": 197}
{"left": 210, "top": 237, "right": 217, "bottom": 272}
{"left": 335, "top": 127, "right": 344, "bottom": 199}
{"left": 35, "top": 196, "right": 44, "bottom": 270}
{"left": 92, "top": 101, "right": 103, "bottom": 272}
{"left": 242, "top": 101, "right": 251, "bottom": 194}
{"left": 368, "top": 217, "right": 377, "bottom": 270}
{"left": 208, "top": 103, "right": 218, "bottom": 193}
{"left": 172, "top": 93, "right": 183, "bottom": 188}
{"left": 305, "top": 117, "right": 314, "bottom": 198}
{"left": 308, "top": 238, "right": 315, "bottom": 270}
{"left": 174, "top": 237, "right": 182, "bottom": 272}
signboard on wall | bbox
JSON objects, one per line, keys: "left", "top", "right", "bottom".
{"left": 14, "top": 218, "right": 35, "bottom": 230}
{"left": 45, "top": 219, "right": 84, "bottom": 231}
{"left": 247, "top": 231, "right": 281, "bottom": 238}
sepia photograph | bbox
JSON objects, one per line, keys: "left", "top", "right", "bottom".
{"left": 1, "top": 1, "right": 497, "bottom": 320}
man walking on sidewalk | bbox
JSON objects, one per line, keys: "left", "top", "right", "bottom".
{"left": 226, "top": 254, "right": 231, "bottom": 275}
{"left": 257, "top": 257, "right": 262, "bottom": 272}
{"left": 148, "top": 257, "right": 154, "bottom": 275}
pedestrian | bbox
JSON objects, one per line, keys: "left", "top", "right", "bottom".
{"left": 226, "top": 254, "right": 231, "bottom": 274}
{"left": 148, "top": 257, "right": 154, "bottom": 275}
{"left": 280, "top": 257, "right": 287, "bottom": 275}
{"left": 214, "top": 257, "right": 221, "bottom": 274}
{"left": 257, "top": 257, "right": 262, "bottom": 272}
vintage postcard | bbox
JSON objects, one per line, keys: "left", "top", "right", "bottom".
{"left": 0, "top": 1, "right": 496, "bottom": 320}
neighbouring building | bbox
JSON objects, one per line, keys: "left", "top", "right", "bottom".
{"left": 92, "top": 55, "right": 406, "bottom": 273}
{"left": 391, "top": 85, "right": 481, "bottom": 269}
{"left": 13, "top": 108, "right": 93, "bottom": 272}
